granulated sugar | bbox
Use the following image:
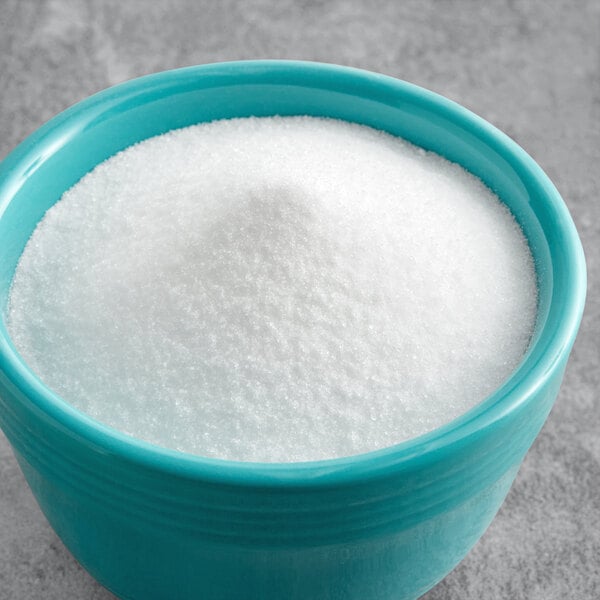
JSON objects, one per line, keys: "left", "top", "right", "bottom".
{"left": 7, "top": 117, "right": 537, "bottom": 462}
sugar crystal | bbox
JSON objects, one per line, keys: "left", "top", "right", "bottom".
{"left": 7, "top": 117, "right": 537, "bottom": 462}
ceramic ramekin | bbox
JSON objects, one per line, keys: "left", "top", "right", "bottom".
{"left": 0, "top": 61, "right": 586, "bottom": 600}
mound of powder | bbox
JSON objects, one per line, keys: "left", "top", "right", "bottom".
{"left": 7, "top": 117, "right": 537, "bottom": 462}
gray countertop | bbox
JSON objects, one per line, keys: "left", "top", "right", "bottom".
{"left": 0, "top": 1, "right": 598, "bottom": 598}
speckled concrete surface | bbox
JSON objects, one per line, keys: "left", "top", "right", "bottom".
{"left": 0, "top": 1, "right": 598, "bottom": 599}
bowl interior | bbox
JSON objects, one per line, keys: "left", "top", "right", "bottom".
{"left": 0, "top": 61, "right": 586, "bottom": 471}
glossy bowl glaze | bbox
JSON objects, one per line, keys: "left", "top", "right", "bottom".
{"left": 0, "top": 61, "right": 586, "bottom": 600}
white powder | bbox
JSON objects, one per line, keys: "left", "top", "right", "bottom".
{"left": 7, "top": 117, "right": 537, "bottom": 462}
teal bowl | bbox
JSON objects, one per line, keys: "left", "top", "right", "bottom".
{"left": 0, "top": 61, "right": 586, "bottom": 600}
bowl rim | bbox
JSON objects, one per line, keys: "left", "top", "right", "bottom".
{"left": 0, "top": 59, "right": 587, "bottom": 487}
